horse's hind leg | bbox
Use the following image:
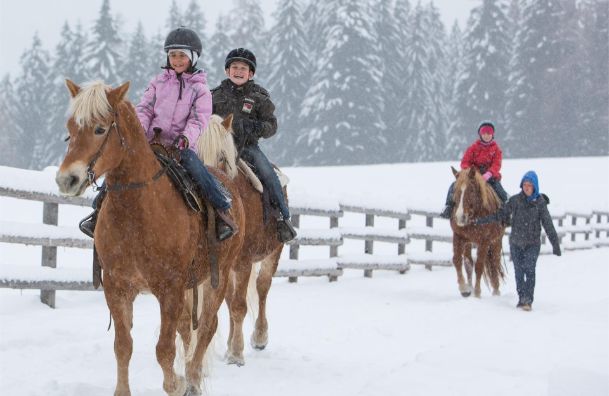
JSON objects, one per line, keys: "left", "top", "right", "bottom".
{"left": 473, "top": 243, "right": 489, "bottom": 298}
{"left": 104, "top": 281, "right": 137, "bottom": 396}
{"left": 488, "top": 241, "right": 503, "bottom": 296}
{"left": 225, "top": 264, "right": 252, "bottom": 366}
{"left": 251, "top": 247, "right": 282, "bottom": 350}
{"left": 464, "top": 243, "right": 474, "bottom": 289}
{"left": 156, "top": 287, "right": 188, "bottom": 396}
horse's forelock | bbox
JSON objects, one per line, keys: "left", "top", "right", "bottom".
{"left": 69, "top": 81, "right": 112, "bottom": 127}
{"left": 196, "top": 115, "right": 238, "bottom": 179}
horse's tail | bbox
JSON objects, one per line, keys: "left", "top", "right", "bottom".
{"left": 482, "top": 243, "right": 506, "bottom": 289}
{"left": 246, "top": 262, "right": 260, "bottom": 322}
{"left": 196, "top": 114, "right": 238, "bottom": 179}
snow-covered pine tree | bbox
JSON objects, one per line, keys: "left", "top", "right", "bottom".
{"left": 375, "top": 0, "right": 409, "bottom": 162}
{"left": 505, "top": 0, "right": 571, "bottom": 157}
{"left": 225, "top": 0, "right": 267, "bottom": 84}
{"left": 296, "top": 0, "right": 385, "bottom": 165}
{"left": 303, "top": 0, "right": 331, "bottom": 64}
{"left": 15, "top": 34, "right": 54, "bottom": 169}
{"left": 444, "top": 21, "right": 467, "bottom": 160}
{"left": 120, "top": 22, "right": 151, "bottom": 102}
{"left": 396, "top": 2, "right": 434, "bottom": 162}
{"left": 84, "top": 0, "right": 123, "bottom": 85}
{"left": 46, "top": 22, "right": 87, "bottom": 167}
{"left": 183, "top": 0, "right": 211, "bottom": 73}
{"left": 166, "top": 0, "right": 183, "bottom": 30}
{"left": 452, "top": 0, "right": 511, "bottom": 155}
{"left": 0, "top": 76, "right": 22, "bottom": 167}
{"left": 577, "top": 0, "right": 608, "bottom": 155}
{"left": 207, "top": 17, "right": 232, "bottom": 89}
{"left": 421, "top": 2, "right": 448, "bottom": 161}
{"left": 264, "top": 0, "right": 310, "bottom": 164}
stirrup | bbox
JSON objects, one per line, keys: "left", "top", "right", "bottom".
{"left": 79, "top": 211, "right": 97, "bottom": 238}
{"left": 277, "top": 217, "right": 297, "bottom": 243}
{"left": 216, "top": 210, "right": 237, "bottom": 242}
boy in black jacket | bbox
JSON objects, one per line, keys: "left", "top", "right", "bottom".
{"left": 473, "top": 171, "right": 561, "bottom": 311}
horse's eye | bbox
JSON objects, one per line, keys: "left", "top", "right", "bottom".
{"left": 94, "top": 126, "right": 106, "bottom": 135}
{"left": 63, "top": 135, "right": 71, "bottom": 142}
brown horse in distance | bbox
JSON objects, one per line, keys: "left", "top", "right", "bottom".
{"left": 196, "top": 114, "right": 286, "bottom": 366}
{"left": 449, "top": 166, "right": 505, "bottom": 298}
{"left": 55, "top": 80, "right": 244, "bottom": 396}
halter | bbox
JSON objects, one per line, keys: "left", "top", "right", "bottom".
{"left": 85, "top": 109, "right": 167, "bottom": 192}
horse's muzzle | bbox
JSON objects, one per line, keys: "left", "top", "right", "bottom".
{"left": 56, "top": 167, "right": 88, "bottom": 196}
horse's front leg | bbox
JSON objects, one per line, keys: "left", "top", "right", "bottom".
{"left": 452, "top": 235, "right": 471, "bottom": 297}
{"left": 252, "top": 248, "right": 281, "bottom": 350}
{"left": 156, "top": 286, "right": 187, "bottom": 396}
{"left": 473, "top": 243, "right": 489, "bottom": 298}
{"left": 104, "top": 279, "right": 137, "bottom": 396}
{"left": 463, "top": 243, "right": 474, "bottom": 288}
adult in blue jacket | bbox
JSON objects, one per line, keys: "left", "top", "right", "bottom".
{"left": 473, "top": 171, "right": 561, "bottom": 311}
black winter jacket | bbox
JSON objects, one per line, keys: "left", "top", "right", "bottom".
{"left": 477, "top": 191, "right": 560, "bottom": 250}
{"left": 211, "top": 79, "right": 277, "bottom": 150}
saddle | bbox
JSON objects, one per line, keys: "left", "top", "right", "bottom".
{"left": 150, "top": 137, "right": 203, "bottom": 212}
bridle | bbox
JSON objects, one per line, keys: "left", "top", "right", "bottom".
{"left": 84, "top": 109, "right": 167, "bottom": 192}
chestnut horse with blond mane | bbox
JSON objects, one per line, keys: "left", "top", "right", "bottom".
{"left": 449, "top": 166, "right": 505, "bottom": 298}
{"left": 196, "top": 114, "right": 286, "bottom": 366}
{"left": 55, "top": 80, "right": 244, "bottom": 396}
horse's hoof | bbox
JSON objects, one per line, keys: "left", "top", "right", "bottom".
{"left": 492, "top": 289, "right": 501, "bottom": 296}
{"left": 183, "top": 384, "right": 202, "bottom": 396}
{"left": 460, "top": 291, "right": 471, "bottom": 298}
{"left": 226, "top": 354, "right": 245, "bottom": 366}
{"left": 251, "top": 333, "right": 268, "bottom": 350}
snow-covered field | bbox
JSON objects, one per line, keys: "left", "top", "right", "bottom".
{"left": 1, "top": 157, "right": 608, "bottom": 395}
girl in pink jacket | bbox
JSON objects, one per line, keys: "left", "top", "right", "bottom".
{"left": 80, "top": 27, "right": 236, "bottom": 241}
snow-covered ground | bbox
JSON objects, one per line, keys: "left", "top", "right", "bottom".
{"left": 1, "top": 157, "right": 608, "bottom": 395}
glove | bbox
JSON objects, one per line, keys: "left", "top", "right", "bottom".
{"left": 482, "top": 171, "right": 492, "bottom": 181}
{"left": 238, "top": 119, "right": 262, "bottom": 146}
{"left": 553, "top": 245, "right": 562, "bottom": 256}
{"left": 174, "top": 134, "right": 189, "bottom": 150}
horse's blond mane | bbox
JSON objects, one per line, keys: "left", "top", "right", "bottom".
{"left": 455, "top": 169, "right": 501, "bottom": 212}
{"left": 69, "top": 80, "right": 112, "bottom": 127}
{"left": 196, "top": 115, "right": 238, "bottom": 179}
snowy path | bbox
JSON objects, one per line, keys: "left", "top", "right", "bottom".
{"left": 1, "top": 248, "right": 607, "bottom": 396}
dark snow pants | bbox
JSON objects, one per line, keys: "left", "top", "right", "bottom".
{"left": 510, "top": 243, "right": 541, "bottom": 304}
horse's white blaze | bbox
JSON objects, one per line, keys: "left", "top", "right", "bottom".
{"left": 455, "top": 183, "right": 467, "bottom": 227}
{"left": 55, "top": 161, "right": 88, "bottom": 196}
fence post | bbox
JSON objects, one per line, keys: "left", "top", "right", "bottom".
{"left": 571, "top": 215, "right": 577, "bottom": 242}
{"left": 330, "top": 216, "right": 339, "bottom": 258}
{"left": 398, "top": 217, "right": 408, "bottom": 274}
{"left": 425, "top": 215, "right": 433, "bottom": 271}
{"left": 41, "top": 202, "right": 58, "bottom": 308}
{"left": 288, "top": 214, "right": 300, "bottom": 283}
{"left": 364, "top": 213, "right": 374, "bottom": 278}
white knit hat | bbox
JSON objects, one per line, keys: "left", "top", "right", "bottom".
{"left": 168, "top": 48, "right": 198, "bottom": 66}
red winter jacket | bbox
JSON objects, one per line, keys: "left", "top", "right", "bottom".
{"left": 460, "top": 140, "right": 503, "bottom": 180}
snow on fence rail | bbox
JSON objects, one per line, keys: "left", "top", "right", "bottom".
{"left": 1, "top": 166, "right": 608, "bottom": 307}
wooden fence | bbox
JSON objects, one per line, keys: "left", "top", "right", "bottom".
{"left": 2, "top": 180, "right": 608, "bottom": 308}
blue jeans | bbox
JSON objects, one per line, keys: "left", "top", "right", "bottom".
{"left": 180, "top": 148, "right": 231, "bottom": 211}
{"left": 241, "top": 143, "right": 290, "bottom": 219}
{"left": 510, "top": 243, "right": 540, "bottom": 304}
{"left": 444, "top": 178, "right": 508, "bottom": 205}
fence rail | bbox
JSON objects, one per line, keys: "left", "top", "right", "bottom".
{"left": 1, "top": 176, "right": 608, "bottom": 307}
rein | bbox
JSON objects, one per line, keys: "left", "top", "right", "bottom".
{"left": 86, "top": 110, "right": 168, "bottom": 192}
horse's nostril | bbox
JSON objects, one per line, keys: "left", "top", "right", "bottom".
{"left": 68, "top": 175, "right": 79, "bottom": 188}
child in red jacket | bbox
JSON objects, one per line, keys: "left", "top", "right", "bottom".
{"left": 440, "top": 121, "right": 509, "bottom": 219}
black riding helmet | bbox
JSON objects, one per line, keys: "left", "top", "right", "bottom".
{"left": 164, "top": 27, "right": 202, "bottom": 71}
{"left": 224, "top": 48, "right": 257, "bottom": 74}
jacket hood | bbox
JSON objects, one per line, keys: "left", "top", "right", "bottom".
{"left": 520, "top": 170, "right": 540, "bottom": 201}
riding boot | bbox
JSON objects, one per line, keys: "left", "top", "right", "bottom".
{"left": 277, "top": 216, "right": 297, "bottom": 243}
{"left": 79, "top": 210, "right": 98, "bottom": 238}
{"left": 440, "top": 202, "right": 453, "bottom": 219}
{"left": 216, "top": 209, "right": 238, "bottom": 242}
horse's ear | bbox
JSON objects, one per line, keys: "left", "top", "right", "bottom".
{"left": 222, "top": 114, "right": 234, "bottom": 131}
{"left": 66, "top": 79, "right": 80, "bottom": 98}
{"left": 451, "top": 166, "right": 459, "bottom": 178}
{"left": 107, "top": 81, "right": 130, "bottom": 105}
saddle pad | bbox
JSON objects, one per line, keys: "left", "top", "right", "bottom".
{"left": 238, "top": 159, "right": 289, "bottom": 193}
